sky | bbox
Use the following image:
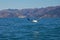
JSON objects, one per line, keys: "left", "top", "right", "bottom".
{"left": 0, "top": 0, "right": 60, "bottom": 10}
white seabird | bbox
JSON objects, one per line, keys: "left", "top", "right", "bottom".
{"left": 32, "top": 20, "right": 38, "bottom": 23}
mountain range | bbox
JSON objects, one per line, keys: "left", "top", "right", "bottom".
{"left": 0, "top": 6, "right": 60, "bottom": 18}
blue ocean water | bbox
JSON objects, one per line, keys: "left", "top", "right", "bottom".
{"left": 0, "top": 18, "right": 60, "bottom": 40}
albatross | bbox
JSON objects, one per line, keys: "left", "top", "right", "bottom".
{"left": 27, "top": 18, "right": 38, "bottom": 23}
{"left": 32, "top": 20, "right": 38, "bottom": 23}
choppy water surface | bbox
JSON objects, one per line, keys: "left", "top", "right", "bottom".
{"left": 0, "top": 18, "right": 60, "bottom": 40}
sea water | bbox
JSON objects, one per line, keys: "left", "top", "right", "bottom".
{"left": 0, "top": 18, "right": 60, "bottom": 40}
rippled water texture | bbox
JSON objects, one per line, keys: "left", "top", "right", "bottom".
{"left": 0, "top": 18, "right": 60, "bottom": 40}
